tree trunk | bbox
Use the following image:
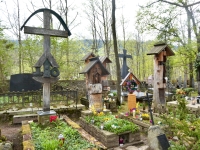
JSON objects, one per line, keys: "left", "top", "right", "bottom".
{"left": 111, "top": 0, "right": 121, "bottom": 105}
{"left": 17, "top": 0, "right": 22, "bottom": 73}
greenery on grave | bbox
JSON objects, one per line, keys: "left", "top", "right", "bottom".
{"left": 157, "top": 93, "right": 200, "bottom": 150}
{"left": 85, "top": 106, "right": 139, "bottom": 134}
{"left": 30, "top": 119, "right": 95, "bottom": 150}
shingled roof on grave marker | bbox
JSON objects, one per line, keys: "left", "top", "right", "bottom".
{"left": 79, "top": 57, "right": 110, "bottom": 75}
{"left": 147, "top": 42, "right": 175, "bottom": 56}
{"left": 99, "top": 56, "right": 112, "bottom": 63}
{"left": 81, "top": 52, "right": 96, "bottom": 61}
{"left": 120, "top": 72, "right": 141, "bottom": 86}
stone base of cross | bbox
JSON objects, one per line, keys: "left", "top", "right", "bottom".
{"left": 37, "top": 110, "right": 56, "bottom": 124}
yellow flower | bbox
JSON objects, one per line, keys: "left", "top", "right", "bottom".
{"left": 97, "top": 112, "right": 104, "bottom": 116}
{"left": 104, "top": 117, "right": 110, "bottom": 121}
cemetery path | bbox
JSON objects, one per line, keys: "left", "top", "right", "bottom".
{"left": 0, "top": 121, "right": 22, "bottom": 150}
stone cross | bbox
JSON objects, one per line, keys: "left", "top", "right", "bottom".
{"left": 21, "top": 9, "right": 70, "bottom": 112}
{"left": 118, "top": 49, "right": 132, "bottom": 79}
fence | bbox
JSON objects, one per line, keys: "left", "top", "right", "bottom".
{"left": 0, "top": 89, "right": 78, "bottom": 110}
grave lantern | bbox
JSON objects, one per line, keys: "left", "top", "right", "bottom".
{"left": 33, "top": 67, "right": 43, "bottom": 77}
{"left": 147, "top": 42, "right": 174, "bottom": 111}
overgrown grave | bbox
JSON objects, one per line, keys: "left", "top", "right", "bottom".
{"left": 22, "top": 116, "right": 103, "bottom": 150}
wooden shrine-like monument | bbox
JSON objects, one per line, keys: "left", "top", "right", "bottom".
{"left": 147, "top": 43, "right": 174, "bottom": 110}
{"left": 21, "top": 8, "right": 71, "bottom": 123}
{"left": 80, "top": 53, "right": 111, "bottom": 111}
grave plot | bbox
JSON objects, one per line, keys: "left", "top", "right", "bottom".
{"left": 22, "top": 118, "right": 99, "bottom": 150}
{"left": 79, "top": 107, "right": 142, "bottom": 149}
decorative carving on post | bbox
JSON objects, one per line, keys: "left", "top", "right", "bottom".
{"left": 21, "top": 8, "right": 71, "bottom": 113}
{"left": 147, "top": 43, "right": 174, "bottom": 111}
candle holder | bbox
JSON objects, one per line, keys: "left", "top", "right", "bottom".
{"left": 119, "top": 137, "right": 124, "bottom": 146}
{"left": 100, "top": 123, "right": 104, "bottom": 130}
{"left": 58, "top": 134, "right": 65, "bottom": 146}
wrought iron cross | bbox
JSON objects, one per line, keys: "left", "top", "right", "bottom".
{"left": 118, "top": 49, "right": 132, "bottom": 79}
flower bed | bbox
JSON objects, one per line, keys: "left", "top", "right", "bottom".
{"left": 30, "top": 119, "right": 95, "bottom": 150}
{"left": 85, "top": 114, "right": 139, "bottom": 134}
{"left": 80, "top": 113, "right": 140, "bottom": 148}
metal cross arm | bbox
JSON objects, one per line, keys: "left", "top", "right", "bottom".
{"left": 118, "top": 49, "right": 132, "bottom": 79}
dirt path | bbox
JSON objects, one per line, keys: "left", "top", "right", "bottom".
{"left": 0, "top": 121, "right": 22, "bottom": 150}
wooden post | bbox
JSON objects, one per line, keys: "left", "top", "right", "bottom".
{"left": 21, "top": 8, "right": 70, "bottom": 113}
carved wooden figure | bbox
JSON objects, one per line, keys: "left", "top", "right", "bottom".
{"left": 147, "top": 43, "right": 174, "bottom": 110}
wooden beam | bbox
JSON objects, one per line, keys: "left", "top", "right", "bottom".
{"left": 24, "top": 26, "right": 68, "bottom": 38}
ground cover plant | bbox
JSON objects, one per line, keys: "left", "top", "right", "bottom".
{"left": 85, "top": 106, "right": 139, "bottom": 134}
{"left": 30, "top": 119, "right": 95, "bottom": 150}
{"left": 159, "top": 94, "right": 200, "bottom": 150}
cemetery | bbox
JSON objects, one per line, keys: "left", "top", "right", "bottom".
{"left": 0, "top": 1, "right": 200, "bottom": 150}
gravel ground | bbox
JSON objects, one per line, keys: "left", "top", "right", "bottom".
{"left": 0, "top": 121, "right": 22, "bottom": 150}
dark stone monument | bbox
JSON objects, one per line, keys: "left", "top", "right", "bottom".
{"left": 118, "top": 49, "right": 132, "bottom": 79}
{"left": 10, "top": 73, "right": 42, "bottom": 92}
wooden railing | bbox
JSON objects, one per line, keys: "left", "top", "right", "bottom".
{"left": 0, "top": 89, "right": 78, "bottom": 110}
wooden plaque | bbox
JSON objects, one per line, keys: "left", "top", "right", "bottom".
{"left": 128, "top": 94, "right": 136, "bottom": 110}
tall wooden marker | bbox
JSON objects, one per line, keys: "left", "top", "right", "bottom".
{"left": 21, "top": 8, "right": 71, "bottom": 119}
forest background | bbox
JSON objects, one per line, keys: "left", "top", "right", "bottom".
{"left": 0, "top": 0, "right": 200, "bottom": 90}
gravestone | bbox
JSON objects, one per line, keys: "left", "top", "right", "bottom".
{"left": 10, "top": 73, "right": 41, "bottom": 92}
{"left": 21, "top": 8, "right": 71, "bottom": 124}
{"left": 178, "top": 76, "right": 182, "bottom": 88}
{"left": 118, "top": 49, "right": 132, "bottom": 79}
{"left": 192, "top": 78, "right": 195, "bottom": 88}
{"left": 184, "top": 73, "right": 187, "bottom": 88}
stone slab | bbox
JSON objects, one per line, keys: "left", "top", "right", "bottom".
{"left": 13, "top": 114, "right": 38, "bottom": 124}
{"left": 167, "top": 100, "right": 200, "bottom": 111}
{"left": 37, "top": 110, "right": 56, "bottom": 124}
{"left": 37, "top": 110, "right": 56, "bottom": 116}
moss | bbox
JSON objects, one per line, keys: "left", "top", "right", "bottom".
{"left": 0, "top": 135, "right": 7, "bottom": 141}
{"left": 22, "top": 124, "right": 31, "bottom": 135}
{"left": 23, "top": 140, "right": 35, "bottom": 150}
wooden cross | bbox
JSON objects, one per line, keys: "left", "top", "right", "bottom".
{"left": 21, "top": 9, "right": 70, "bottom": 112}
{"left": 118, "top": 49, "right": 132, "bottom": 79}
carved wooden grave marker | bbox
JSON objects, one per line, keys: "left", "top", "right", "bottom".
{"left": 80, "top": 57, "right": 110, "bottom": 111}
{"left": 21, "top": 8, "right": 71, "bottom": 119}
{"left": 147, "top": 43, "right": 174, "bottom": 111}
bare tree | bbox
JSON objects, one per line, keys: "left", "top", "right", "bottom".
{"left": 153, "top": 0, "right": 200, "bottom": 90}
{"left": 84, "top": 0, "right": 99, "bottom": 53}
{"left": 4, "top": 0, "right": 22, "bottom": 73}
{"left": 112, "top": 0, "right": 121, "bottom": 105}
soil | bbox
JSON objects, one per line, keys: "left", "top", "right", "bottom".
{"left": 0, "top": 121, "right": 23, "bottom": 150}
